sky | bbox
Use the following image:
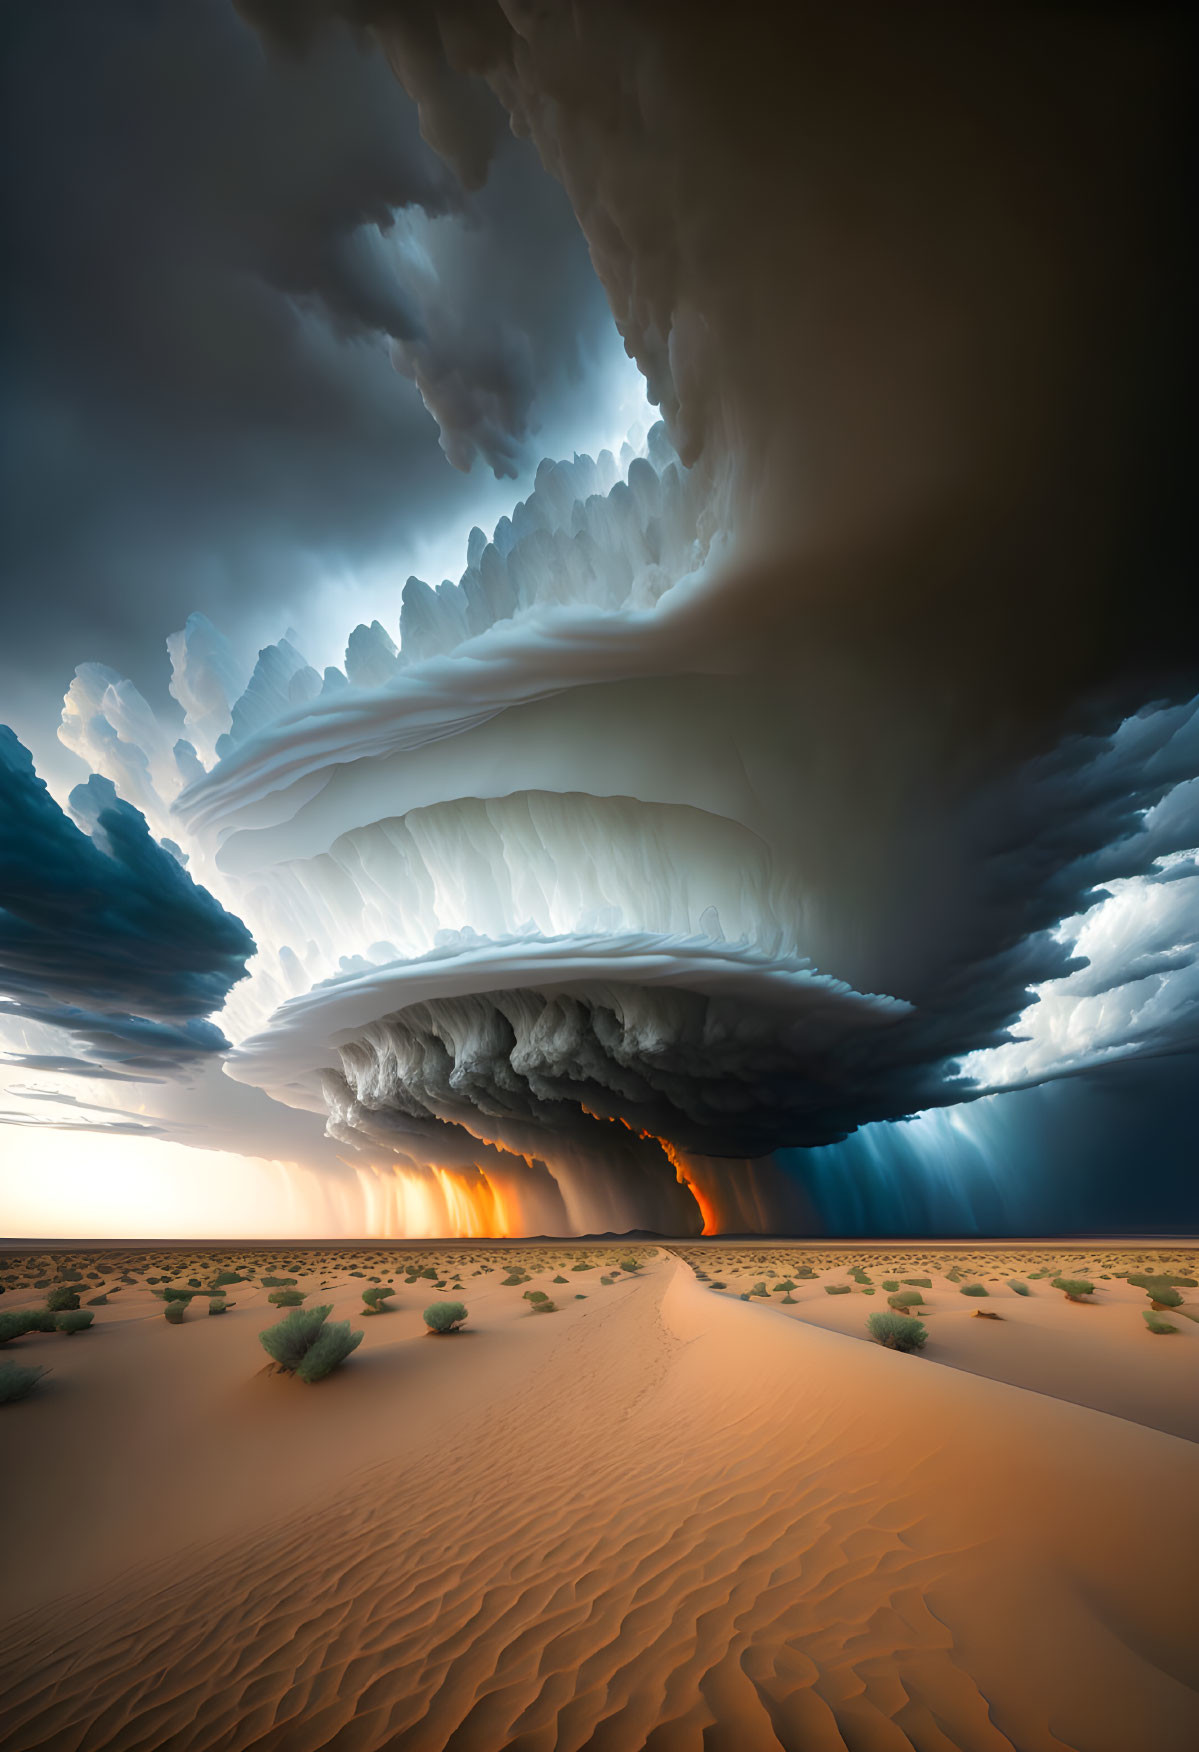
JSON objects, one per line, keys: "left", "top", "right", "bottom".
{"left": 1, "top": 0, "right": 1196, "bottom": 1239}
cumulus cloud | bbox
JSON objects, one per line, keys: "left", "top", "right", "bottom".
{"left": 0, "top": 727, "right": 255, "bottom": 1068}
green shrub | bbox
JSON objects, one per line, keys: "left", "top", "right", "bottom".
{"left": 619, "top": 1258, "right": 642, "bottom": 1273}
{"left": 0, "top": 1361, "right": 46, "bottom": 1403}
{"left": 902, "top": 1278, "right": 932, "bottom": 1289}
{"left": 710, "top": 1281, "right": 726, "bottom": 1290}
{"left": 211, "top": 1271, "right": 246, "bottom": 1289}
{"left": 825, "top": 1284, "right": 851, "bottom": 1296}
{"left": 960, "top": 1284, "right": 987, "bottom": 1297}
{"left": 423, "top": 1300, "right": 468, "bottom": 1334}
{"left": 295, "top": 1319, "right": 363, "bottom": 1383}
{"left": 261, "top": 1276, "right": 296, "bottom": 1289}
{"left": 888, "top": 1291, "right": 923, "bottom": 1310}
{"left": 0, "top": 1311, "right": 39, "bottom": 1345}
{"left": 571, "top": 1263, "right": 593, "bottom": 1272}
{"left": 1147, "top": 1285, "right": 1183, "bottom": 1309}
{"left": 1143, "top": 1310, "right": 1177, "bottom": 1335}
{"left": 56, "top": 1310, "right": 93, "bottom": 1335}
{"left": 259, "top": 1304, "right": 332, "bottom": 1369}
{"left": 45, "top": 1287, "right": 80, "bottom": 1313}
{"left": 525, "top": 1289, "right": 549, "bottom": 1303}
{"left": 268, "top": 1288, "right": 305, "bottom": 1308}
{"left": 162, "top": 1287, "right": 193, "bottom": 1303}
{"left": 164, "top": 1300, "right": 186, "bottom": 1324}
{"left": 1051, "top": 1277, "right": 1094, "bottom": 1301}
{"left": 208, "top": 1296, "right": 228, "bottom": 1315}
{"left": 187, "top": 1278, "right": 202, "bottom": 1289}
{"left": 1008, "top": 1280, "right": 1031, "bottom": 1296}
{"left": 867, "top": 1312, "right": 928, "bottom": 1353}
{"left": 362, "top": 1286, "right": 395, "bottom": 1313}
{"left": 501, "top": 1273, "right": 526, "bottom": 1287}
{"left": 773, "top": 1280, "right": 796, "bottom": 1293}
{"left": 781, "top": 1294, "right": 797, "bottom": 1304}
{"left": 553, "top": 1275, "right": 568, "bottom": 1284}
{"left": 881, "top": 1280, "right": 899, "bottom": 1293}
{"left": 530, "top": 1298, "right": 557, "bottom": 1313}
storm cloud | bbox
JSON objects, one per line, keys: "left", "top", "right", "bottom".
{"left": 1, "top": 0, "right": 628, "bottom": 758}
{"left": 0, "top": 727, "right": 255, "bottom": 1066}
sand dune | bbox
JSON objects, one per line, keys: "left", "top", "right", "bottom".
{"left": 1, "top": 1255, "right": 1196, "bottom": 1752}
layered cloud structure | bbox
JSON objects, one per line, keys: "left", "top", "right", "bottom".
{"left": 2, "top": 1, "right": 1195, "bottom": 1235}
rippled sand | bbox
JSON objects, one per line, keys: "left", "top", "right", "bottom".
{"left": 1, "top": 1241, "right": 1196, "bottom": 1750}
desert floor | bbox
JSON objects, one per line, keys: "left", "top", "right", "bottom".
{"left": 1, "top": 1238, "right": 1197, "bottom": 1751}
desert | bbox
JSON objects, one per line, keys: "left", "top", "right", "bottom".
{"left": 2, "top": 1238, "right": 1197, "bottom": 1751}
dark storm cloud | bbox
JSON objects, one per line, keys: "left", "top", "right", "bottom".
{"left": 0, "top": 727, "right": 254, "bottom": 1065}
{"left": 1, "top": 0, "right": 619, "bottom": 732}
{"left": 260, "top": 0, "right": 1196, "bottom": 739}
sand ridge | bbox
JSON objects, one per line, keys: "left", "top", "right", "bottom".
{"left": 2, "top": 1251, "right": 1197, "bottom": 1751}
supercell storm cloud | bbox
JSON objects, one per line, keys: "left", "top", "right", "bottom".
{"left": 1, "top": 1, "right": 1195, "bottom": 1236}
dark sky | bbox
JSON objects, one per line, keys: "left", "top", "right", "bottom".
{"left": 1, "top": 0, "right": 634, "bottom": 767}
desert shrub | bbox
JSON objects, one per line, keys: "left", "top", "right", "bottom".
{"left": 56, "top": 1310, "right": 94, "bottom": 1334}
{"left": 553, "top": 1275, "right": 568, "bottom": 1284}
{"left": 0, "top": 1312, "right": 38, "bottom": 1345}
{"left": 888, "top": 1291, "right": 923, "bottom": 1310}
{"left": 423, "top": 1300, "right": 468, "bottom": 1334}
{"left": 867, "top": 1312, "right": 928, "bottom": 1353}
{"left": 164, "top": 1300, "right": 186, "bottom": 1325}
{"left": 619, "top": 1258, "right": 642, "bottom": 1273}
{"left": 0, "top": 1361, "right": 46, "bottom": 1403}
{"left": 295, "top": 1320, "right": 363, "bottom": 1383}
{"left": 268, "top": 1288, "right": 305, "bottom": 1308}
{"left": 501, "top": 1273, "right": 526, "bottom": 1287}
{"left": 208, "top": 1296, "right": 228, "bottom": 1315}
{"left": 710, "top": 1281, "right": 726, "bottom": 1290}
{"left": 86, "top": 1292, "right": 109, "bottom": 1305}
{"left": 781, "top": 1294, "right": 797, "bottom": 1304}
{"left": 1051, "top": 1277, "right": 1094, "bottom": 1300}
{"left": 419, "top": 1267, "right": 438, "bottom": 1280}
{"left": 773, "top": 1280, "right": 796, "bottom": 1293}
{"left": 571, "top": 1263, "right": 593, "bottom": 1272}
{"left": 45, "top": 1287, "right": 80, "bottom": 1313}
{"left": 525, "top": 1289, "right": 549, "bottom": 1303}
{"left": 362, "top": 1286, "right": 395, "bottom": 1313}
{"left": 187, "top": 1278, "right": 202, "bottom": 1289}
{"left": 825, "top": 1284, "right": 851, "bottom": 1296}
{"left": 26, "top": 1310, "right": 57, "bottom": 1333}
{"left": 1008, "top": 1280, "right": 1031, "bottom": 1296}
{"left": 531, "top": 1298, "right": 557, "bottom": 1313}
{"left": 211, "top": 1271, "right": 246, "bottom": 1289}
{"left": 903, "top": 1278, "right": 932, "bottom": 1289}
{"left": 260, "top": 1304, "right": 333, "bottom": 1368}
{"left": 1143, "top": 1310, "right": 1177, "bottom": 1335}
{"left": 162, "top": 1287, "right": 193, "bottom": 1303}
{"left": 261, "top": 1276, "right": 296, "bottom": 1289}
{"left": 1147, "top": 1285, "right": 1183, "bottom": 1309}
{"left": 960, "top": 1284, "right": 987, "bottom": 1297}
{"left": 881, "top": 1279, "right": 899, "bottom": 1292}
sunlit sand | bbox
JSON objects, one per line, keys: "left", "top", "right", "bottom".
{"left": 2, "top": 1237, "right": 1197, "bottom": 1750}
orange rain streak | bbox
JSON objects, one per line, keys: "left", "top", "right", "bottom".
{"left": 432, "top": 1166, "right": 513, "bottom": 1238}
{"left": 579, "top": 1106, "right": 719, "bottom": 1236}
